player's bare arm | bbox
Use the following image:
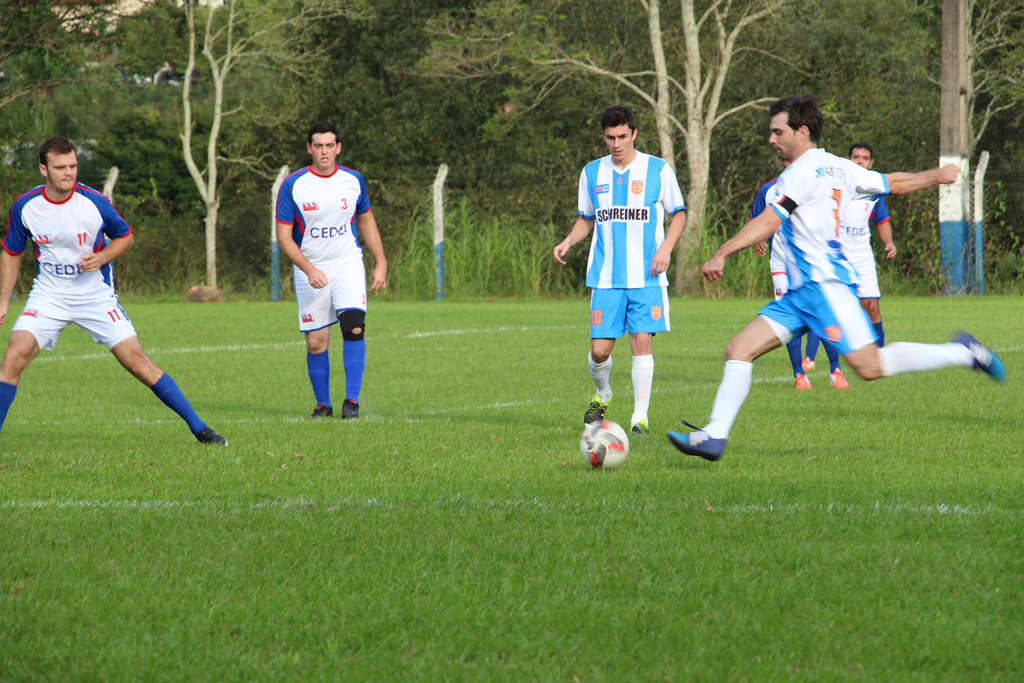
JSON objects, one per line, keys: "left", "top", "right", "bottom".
{"left": 0, "top": 251, "right": 23, "bottom": 326}
{"left": 553, "top": 217, "right": 595, "bottom": 265}
{"left": 276, "top": 219, "right": 329, "bottom": 289}
{"left": 886, "top": 165, "right": 958, "bottom": 195}
{"left": 650, "top": 210, "right": 686, "bottom": 276}
{"left": 877, "top": 220, "right": 897, "bottom": 258}
{"left": 79, "top": 234, "right": 134, "bottom": 272}
{"left": 703, "top": 207, "right": 783, "bottom": 282}
{"left": 356, "top": 209, "right": 387, "bottom": 291}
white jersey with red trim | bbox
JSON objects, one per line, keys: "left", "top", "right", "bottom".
{"left": 769, "top": 148, "right": 889, "bottom": 290}
{"left": 276, "top": 165, "right": 371, "bottom": 269}
{"left": 4, "top": 184, "right": 132, "bottom": 300}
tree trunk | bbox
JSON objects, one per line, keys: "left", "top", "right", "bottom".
{"left": 205, "top": 200, "right": 219, "bottom": 288}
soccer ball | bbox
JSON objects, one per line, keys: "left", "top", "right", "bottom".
{"left": 579, "top": 420, "right": 630, "bottom": 469}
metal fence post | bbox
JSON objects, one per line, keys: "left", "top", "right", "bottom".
{"left": 973, "top": 151, "right": 989, "bottom": 296}
{"left": 433, "top": 164, "right": 449, "bottom": 301}
{"left": 271, "top": 165, "right": 289, "bottom": 302}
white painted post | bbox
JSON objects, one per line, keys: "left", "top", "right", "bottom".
{"left": 433, "top": 164, "right": 449, "bottom": 301}
{"left": 270, "top": 165, "right": 289, "bottom": 302}
{"left": 973, "top": 151, "right": 990, "bottom": 295}
{"left": 103, "top": 166, "right": 119, "bottom": 201}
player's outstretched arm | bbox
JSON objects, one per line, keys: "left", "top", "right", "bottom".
{"left": 276, "top": 220, "right": 328, "bottom": 289}
{"left": 553, "top": 217, "right": 595, "bottom": 265}
{"left": 877, "top": 221, "right": 897, "bottom": 259}
{"left": 650, "top": 210, "right": 686, "bottom": 276}
{"left": 0, "top": 251, "right": 23, "bottom": 326}
{"left": 356, "top": 209, "right": 387, "bottom": 292}
{"left": 80, "top": 234, "right": 133, "bottom": 272}
{"left": 886, "top": 164, "right": 958, "bottom": 196}
{"left": 702, "top": 207, "right": 783, "bottom": 282}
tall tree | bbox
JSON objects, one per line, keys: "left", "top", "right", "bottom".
{"left": 180, "top": 0, "right": 359, "bottom": 289}
{"left": 420, "top": 0, "right": 787, "bottom": 293}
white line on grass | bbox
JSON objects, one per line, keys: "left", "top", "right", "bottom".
{"left": 0, "top": 497, "right": 1014, "bottom": 518}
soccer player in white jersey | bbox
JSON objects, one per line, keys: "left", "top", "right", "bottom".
{"left": 667, "top": 96, "right": 1005, "bottom": 462}
{"left": 553, "top": 106, "right": 687, "bottom": 436}
{"left": 276, "top": 121, "right": 387, "bottom": 419}
{"left": 0, "top": 137, "right": 226, "bottom": 444}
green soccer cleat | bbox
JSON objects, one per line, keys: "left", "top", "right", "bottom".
{"left": 631, "top": 419, "right": 650, "bottom": 436}
{"left": 584, "top": 392, "right": 610, "bottom": 426}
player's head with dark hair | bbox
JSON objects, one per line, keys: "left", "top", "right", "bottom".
{"left": 600, "top": 106, "right": 636, "bottom": 132}
{"left": 849, "top": 142, "right": 873, "bottom": 159}
{"left": 39, "top": 137, "right": 77, "bottom": 167}
{"left": 768, "top": 95, "right": 823, "bottom": 143}
{"left": 307, "top": 121, "right": 340, "bottom": 145}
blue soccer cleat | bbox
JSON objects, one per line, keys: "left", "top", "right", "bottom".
{"left": 953, "top": 331, "right": 1007, "bottom": 382}
{"left": 666, "top": 426, "right": 727, "bottom": 462}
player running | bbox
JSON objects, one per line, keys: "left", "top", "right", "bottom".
{"left": 553, "top": 106, "right": 687, "bottom": 436}
{"left": 0, "top": 137, "right": 226, "bottom": 444}
{"left": 667, "top": 95, "right": 1005, "bottom": 462}
{"left": 754, "top": 167, "right": 847, "bottom": 390}
{"left": 276, "top": 121, "right": 387, "bottom": 419}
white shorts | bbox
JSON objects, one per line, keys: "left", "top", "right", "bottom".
{"left": 771, "top": 272, "right": 789, "bottom": 301}
{"left": 294, "top": 261, "right": 367, "bottom": 332}
{"left": 12, "top": 291, "right": 137, "bottom": 351}
{"left": 846, "top": 249, "right": 880, "bottom": 299}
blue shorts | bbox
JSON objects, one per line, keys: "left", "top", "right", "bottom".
{"left": 590, "top": 286, "right": 670, "bottom": 338}
{"left": 758, "top": 280, "right": 876, "bottom": 355}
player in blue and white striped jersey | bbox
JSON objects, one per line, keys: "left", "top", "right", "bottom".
{"left": 668, "top": 95, "right": 1005, "bottom": 462}
{"left": 554, "top": 106, "right": 687, "bottom": 435}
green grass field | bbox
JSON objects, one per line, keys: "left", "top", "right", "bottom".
{"left": 1, "top": 296, "right": 1022, "bottom": 681}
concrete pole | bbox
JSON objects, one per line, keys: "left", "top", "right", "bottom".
{"left": 433, "top": 164, "right": 449, "bottom": 301}
{"left": 939, "top": 0, "right": 970, "bottom": 295}
{"left": 973, "top": 151, "right": 989, "bottom": 295}
{"left": 270, "top": 165, "right": 289, "bottom": 302}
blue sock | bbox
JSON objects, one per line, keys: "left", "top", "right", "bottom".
{"left": 0, "top": 381, "right": 18, "bottom": 433}
{"left": 151, "top": 373, "right": 207, "bottom": 434}
{"left": 343, "top": 339, "right": 366, "bottom": 403}
{"left": 823, "top": 340, "right": 842, "bottom": 373}
{"left": 786, "top": 337, "right": 804, "bottom": 377}
{"left": 873, "top": 320, "right": 885, "bottom": 348}
{"left": 805, "top": 332, "right": 821, "bottom": 362}
{"left": 307, "top": 350, "right": 331, "bottom": 407}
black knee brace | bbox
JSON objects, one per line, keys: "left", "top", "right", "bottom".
{"left": 337, "top": 309, "right": 365, "bottom": 341}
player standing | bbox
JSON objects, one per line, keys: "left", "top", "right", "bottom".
{"left": 667, "top": 96, "right": 1005, "bottom": 461}
{"left": 276, "top": 122, "right": 386, "bottom": 419}
{"left": 0, "top": 137, "right": 226, "bottom": 444}
{"left": 553, "top": 106, "right": 687, "bottom": 436}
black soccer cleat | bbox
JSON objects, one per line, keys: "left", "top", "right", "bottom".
{"left": 341, "top": 398, "right": 359, "bottom": 419}
{"left": 309, "top": 404, "right": 333, "bottom": 418}
{"left": 584, "top": 393, "right": 610, "bottom": 426}
{"left": 195, "top": 427, "right": 228, "bottom": 446}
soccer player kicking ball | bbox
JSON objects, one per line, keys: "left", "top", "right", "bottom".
{"left": 667, "top": 96, "right": 1006, "bottom": 461}
{"left": 554, "top": 106, "right": 687, "bottom": 436}
{"left": 0, "top": 137, "right": 226, "bottom": 445}
{"left": 276, "top": 122, "right": 387, "bottom": 419}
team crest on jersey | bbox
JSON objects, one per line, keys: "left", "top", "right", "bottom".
{"left": 21, "top": 309, "right": 39, "bottom": 317}
{"left": 33, "top": 235, "right": 51, "bottom": 244}
{"left": 591, "top": 309, "right": 602, "bottom": 326}
{"left": 824, "top": 325, "right": 842, "bottom": 342}
{"left": 301, "top": 202, "right": 319, "bottom": 212}
{"left": 631, "top": 181, "right": 644, "bottom": 195}
{"left": 651, "top": 306, "right": 662, "bottom": 321}
{"left": 615, "top": 176, "right": 626, "bottom": 185}
{"left": 301, "top": 313, "right": 314, "bottom": 323}
{"left": 594, "top": 184, "right": 609, "bottom": 194}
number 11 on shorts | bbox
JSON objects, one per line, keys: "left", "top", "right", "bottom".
{"left": 107, "top": 308, "right": 122, "bottom": 322}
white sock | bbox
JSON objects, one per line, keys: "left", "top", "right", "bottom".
{"left": 877, "top": 342, "right": 973, "bottom": 377}
{"left": 704, "top": 360, "right": 753, "bottom": 440}
{"left": 588, "top": 352, "right": 612, "bottom": 402}
{"left": 630, "top": 355, "right": 654, "bottom": 426}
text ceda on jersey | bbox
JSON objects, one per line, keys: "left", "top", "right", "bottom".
{"left": 595, "top": 207, "right": 651, "bottom": 224}
{"left": 307, "top": 225, "right": 351, "bottom": 239}
{"left": 40, "top": 261, "right": 87, "bottom": 276}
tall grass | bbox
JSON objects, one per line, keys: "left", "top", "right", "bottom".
{"left": 381, "top": 199, "right": 585, "bottom": 300}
